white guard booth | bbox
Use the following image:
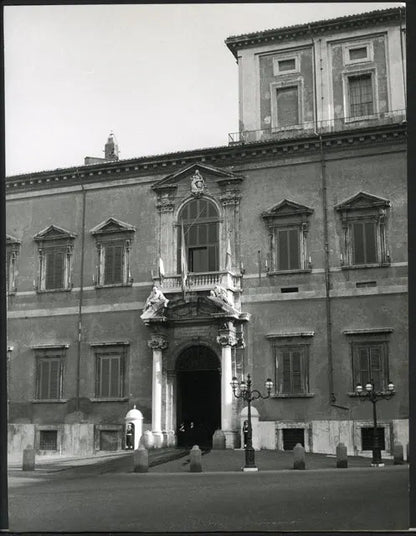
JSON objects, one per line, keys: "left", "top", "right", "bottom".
{"left": 124, "top": 406, "right": 143, "bottom": 450}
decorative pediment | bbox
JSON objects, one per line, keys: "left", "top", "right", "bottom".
{"left": 152, "top": 163, "right": 244, "bottom": 194}
{"left": 6, "top": 234, "right": 21, "bottom": 246}
{"left": 335, "top": 192, "right": 390, "bottom": 212}
{"left": 165, "top": 296, "right": 240, "bottom": 322}
{"left": 262, "top": 199, "right": 314, "bottom": 219}
{"left": 90, "top": 217, "right": 136, "bottom": 236}
{"left": 33, "top": 225, "right": 77, "bottom": 242}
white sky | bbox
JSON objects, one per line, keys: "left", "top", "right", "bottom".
{"left": 4, "top": 2, "right": 403, "bottom": 176}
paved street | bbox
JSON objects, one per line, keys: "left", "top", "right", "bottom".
{"left": 8, "top": 462, "right": 408, "bottom": 532}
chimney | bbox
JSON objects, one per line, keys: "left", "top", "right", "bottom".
{"left": 104, "top": 132, "right": 119, "bottom": 161}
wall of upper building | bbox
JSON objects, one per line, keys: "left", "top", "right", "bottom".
{"left": 225, "top": 8, "right": 406, "bottom": 135}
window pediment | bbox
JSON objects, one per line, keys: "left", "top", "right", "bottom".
{"left": 262, "top": 199, "right": 313, "bottom": 227}
{"left": 90, "top": 217, "right": 135, "bottom": 236}
{"left": 152, "top": 163, "right": 244, "bottom": 193}
{"left": 335, "top": 192, "right": 390, "bottom": 213}
{"left": 6, "top": 234, "right": 21, "bottom": 246}
{"left": 34, "top": 225, "right": 77, "bottom": 242}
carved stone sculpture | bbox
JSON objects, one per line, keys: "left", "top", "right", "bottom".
{"left": 190, "top": 169, "right": 205, "bottom": 197}
{"left": 140, "top": 285, "right": 169, "bottom": 319}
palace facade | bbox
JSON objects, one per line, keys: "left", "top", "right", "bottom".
{"left": 6, "top": 7, "right": 407, "bottom": 458}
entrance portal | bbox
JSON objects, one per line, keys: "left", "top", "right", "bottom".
{"left": 176, "top": 346, "right": 221, "bottom": 448}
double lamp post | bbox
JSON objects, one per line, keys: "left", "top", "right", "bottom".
{"left": 355, "top": 379, "right": 395, "bottom": 467}
{"left": 231, "top": 374, "right": 273, "bottom": 472}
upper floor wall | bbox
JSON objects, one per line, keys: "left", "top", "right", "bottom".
{"left": 227, "top": 8, "right": 406, "bottom": 139}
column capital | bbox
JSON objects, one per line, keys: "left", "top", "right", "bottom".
{"left": 216, "top": 323, "right": 237, "bottom": 347}
{"left": 148, "top": 334, "right": 168, "bottom": 351}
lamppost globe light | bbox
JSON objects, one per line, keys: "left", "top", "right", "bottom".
{"left": 240, "top": 380, "right": 247, "bottom": 392}
{"left": 265, "top": 378, "right": 273, "bottom": 392}
{"left": 388, "top": 381, "right": 395, "bottom": 392}
{"left": 356, "top": 383, "right": 363, "bottom": 394}
{"left": 365, "top": 382, "right": 373, "bottom": 392}
{"left": 231, "top": 377, "right": 239, "bottom": 391}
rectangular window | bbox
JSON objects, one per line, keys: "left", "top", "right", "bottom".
{"left": 45, "top": 248, "right": 65, "bottom": 290}
{"left": 36, "top": 355, "right": 62, "bottom": 400}
{"left": 277, "top": 228, "right": 300, "bottom": 270}
{"left": 348, "top": 74, "right": 374, "bottom": 118}
{"left": 95, "top": 351, "right": 124, "bottom": 398}
{"left": 361, "top": 427, "right": 385, "bottom": 451}
{"left": 349, "top": 47, "right": 368, "bottom": 61}
{"left": 353, "top": 343, "right": 387, "bottom": 392}
{"left": 276, "top": 86, "right": 299, "bottom": 127}
{"left": 283, "top": 428, "right": 305, "bottom": 450}
{"left": 39, "top": 430, "right": 58, "bottom": 450}
{"left": 352, "top": 221, "right": 377, "bottom": 265}
{"left": 104, "top": 242, "right": 124, "bottom": 285}
{"left": 278, "top": 58, "right": 296, "bottom": 72}
{"left": 277, "top": 346, "right": 308, "bottom": 395}
{"left": 99, "top": 430, "right": 119, "bottom": 451}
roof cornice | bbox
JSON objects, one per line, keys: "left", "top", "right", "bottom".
{"left": 225, "top": 7, "right": 405, "bottom": 59}
{"left": 5, "top": 123, "right": 406, "bottom": 195}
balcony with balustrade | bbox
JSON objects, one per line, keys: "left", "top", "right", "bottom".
{"left": 228, "top": 109, "right": 406, "bottom": 145}
{"left": 152, "top": 270, "right": 242, "bottom": 294}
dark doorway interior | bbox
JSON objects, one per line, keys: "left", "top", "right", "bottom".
{"left": 176, "top": 346, "right": 221, "bottom": 448}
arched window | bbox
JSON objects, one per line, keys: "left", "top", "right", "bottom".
{"left": 177, "top": 198, "right": 219, "bottom": 273}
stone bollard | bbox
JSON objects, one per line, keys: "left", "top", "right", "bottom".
{"left": 212, "top": 429, "right": 226, "bottom": 450}
{"left": 190, "top": 445, "right": 202, "bottom": 473}
{"left": 22, "top": 446, "right": 35, "bottom": 471}
{"left": 293, "top": 443, "right": 305, "bottom": 470}
{"left": 134, "top": 446, "right": 149, "bottom": 473}
{"left": 336, "top": 442, "right": 348, "bottom": 468}
{"left": 140, "top": 430, "right": 154, "bottom": 450}
{"left": 393, "top": 442, "right": 404, "bottom": 465}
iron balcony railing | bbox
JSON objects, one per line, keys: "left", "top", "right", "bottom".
{"left": 228, "top": 109, "right": 406, "bottom": 145}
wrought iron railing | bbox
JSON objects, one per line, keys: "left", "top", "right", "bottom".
{"left": 228, "top": 109, "right": 406, "bottom": 145}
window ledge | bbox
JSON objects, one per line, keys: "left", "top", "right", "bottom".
{"left": 271, "top": 393, "right": 315, "bottom": 399}
{"left": 32, "top": 399, "right": 67, "bottom": 403}
{"left": 268, "top": 269, "right": 312, "bottom": 276}
{"left": 344, "top": 114, "right": 378, "bottom": 123}
{"left": 341, "top": 263, "right": 390, "bottom": 270}
{"left": 36, "top": 288, "right": 72, "bottom": 294}
{"left": 91, "top": 397, "right": 129, "bottom": 402}
{"left": 95, "top": 283, "right": 133, "bottom": 289}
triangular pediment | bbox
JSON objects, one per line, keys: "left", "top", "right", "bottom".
{"left": 335, "top": 192, "right": 390, "bottom": 211}
{"left": 262, "top": 199, "right": 313, "bottom": 219}
{"left": 90, "top": 217, "right": 135, "bottom": 235}
{"left": 6, "top": 234, "right": 21, "bottom": 246}
{"left": 152, "top": 163, "right": 243, "bottom": 192}
{"left": 34, "top": 225, "right": 77, "bottom": 241}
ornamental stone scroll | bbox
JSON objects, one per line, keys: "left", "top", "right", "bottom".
{"left": 147, "top": 335, "right": 169, "bottom": 351}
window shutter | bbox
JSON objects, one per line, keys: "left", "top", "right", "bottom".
{"left": 291, "top": 351, "right": 302, "bottom": 393}
{"left": 110, "top": 356, "right": 120, "bottom": 397}
{"left": 289, "top": 229, "right": 300, "bottom": 270}
{"left": 100, "top": 357, "right": 111, "bottom": 397}
{"left": 49, "top": 359, "right": 60, "bottom": 399}
{"left": 45, "top": 249, "right": 65, "bottom": 289}
{"left": 364, "top": 222, "right": 377, "bottom": 263}
{"left": 278, "top": 230, "right": 289, "bottom": 270}
{"left": 104, "top": 243, "right": 124, "bottom": 285}
{"left": 276, "top": 86, "right": 299, "bottom": 127}
{"left": 370, "top": 346, "right": 382, "bottom": 390}
{"left": 282, "top": 351, "right": 291, "bottom": 393}
{"left": 349, "top": 74, "right": 373, "bottom": 117}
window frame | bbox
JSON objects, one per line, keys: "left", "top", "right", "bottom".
{"left": 267, "top": 333, "right": 314, "bottom": 398}
{"left": 351, "top": 340, "right": 390, "bottom": 393}
{"left": 6, "top": 235, "right": 21, "bottom": 294}
{"left": 342, "top": 68, "right": 378, "bottom": 122}
{"left": 272, "top": 54, "right": 300, "bottom": 76}
{"left": 343, "top": 41, "right": 373, "bottom": 66}
{"left": 262, "top": 200, "right": 313, "bottom": 274}
{"left": 270, "top": 78, "right": 304, "bottom": 130}
{"left": 92, "top": 344, "right": 128, "bottom": 400}
{"left": 336, "top": 193, "right": 390, "bottom": 269}
{"left": 90, "top": 218, "right": 135, "bottom": 288}
{"left": 176, "top": 197, "right": 220, "bottom": 274}
{"left": 34, "top": 226, "right": 76, "bottom": 293}
{"left": 34, "top": 346, "right": 67, "bottom": 401}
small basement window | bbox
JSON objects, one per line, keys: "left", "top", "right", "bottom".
{"left": 281, "top": 287, "right": 299, "bottom": 293}
{"left": 39, "top": 430, "right": 58, "bottom": 451}
{"left": 283, "top": 428, "right": 305, "bottom": 450}
{"left": 99, "top": 430, "right": 119, "bottom": 451}
{"left": 356, "top": 281, "right": 377, "bottom": 288}
{"left": 361, "top": 427, "right": 385, "bottom": 451}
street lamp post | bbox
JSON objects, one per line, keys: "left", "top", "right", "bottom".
{"left": 355, "top": 379, "right": 395, "bottom": 467}
{"left": 231, "top": 374, "right": 273, "bottom": 472}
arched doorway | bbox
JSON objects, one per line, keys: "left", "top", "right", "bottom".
{"left": 176, "top": 345, "right": 221, "bottom": 448}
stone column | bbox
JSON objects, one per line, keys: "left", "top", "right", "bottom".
{"left": 217, "top": 323, "right": 238, "bottom": 448}
{"left": 148, "top": 334, "right": 168, "bottom": 448}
